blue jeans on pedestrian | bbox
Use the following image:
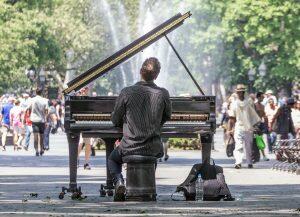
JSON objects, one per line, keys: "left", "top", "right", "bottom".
{"left": 24, "top": 125, "right": 31, "bottom": 148}
{"left": 43, "top": 124, "right": 51, "bottom": 150}
{"left": 267, "top": 132, "right": 277, "bottom": 152}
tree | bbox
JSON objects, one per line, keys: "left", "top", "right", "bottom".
{"left": 222, "top": 0, "right": 300, "bottom": 93}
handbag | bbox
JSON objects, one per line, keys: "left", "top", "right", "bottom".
{"left": 203, "top": 173, "right": 234, "bottom": 201}
{"left": 255, "top": 135, "right": 266, "bottom": 150}
{"left": 226, "top": 134, "right": 235, "bottom": 157}
{"left": 201, "top": 160, "right": 234, "bottom": 201}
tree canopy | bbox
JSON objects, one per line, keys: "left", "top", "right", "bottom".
{"left": 0, "top": 0, "right": 299, "bottom": 96}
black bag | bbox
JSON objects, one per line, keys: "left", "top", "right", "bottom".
{"left": 252, "top": 137, "right": 260, "bottom": 163}
{"left": 202, "top": 160, "right": 234, "bottom": 201}
{"left": 203, "top": 173, "right": 234, "bottom": 201}
{"left": 226, "top": 135, "right": 235, "bottom": 157}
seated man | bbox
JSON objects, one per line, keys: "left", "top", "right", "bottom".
{"left": 108, "top": 57, "right": 171, "bottom": 198}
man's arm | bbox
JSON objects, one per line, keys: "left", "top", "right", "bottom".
{"left": 161, "top": 90, "right": 171, "bottom": 125}
{"left": 111, "top": 92, "right": 126, "bottom": 127}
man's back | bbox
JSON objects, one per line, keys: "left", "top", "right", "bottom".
{"left": 112, "top": 81, "right": 171, "bottom": 157}
{"left": 30, "top": 95, "right": 48, "bottom": 123}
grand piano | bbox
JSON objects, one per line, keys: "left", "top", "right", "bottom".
{"left": 61, "top": 12, "right": 216, "bottom": 198}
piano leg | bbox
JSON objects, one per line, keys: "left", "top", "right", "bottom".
{"left": 201, "top": 134, "right": 213, "bottom": 164}
{"left": 67, "top": 132, "right": 80, "bottom": 191}
{"left": 103, "top": 138, "right": 115, "bottom": 188}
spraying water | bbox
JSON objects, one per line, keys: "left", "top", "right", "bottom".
{"left": 100, "top": 0, "right": 128, "bottom": 88}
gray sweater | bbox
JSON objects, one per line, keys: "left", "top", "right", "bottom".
{"left": 111, "top": 81, "right": 171, "bottom": 157}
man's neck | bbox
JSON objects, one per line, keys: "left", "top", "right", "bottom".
{"left": 141, "top": 78, "right": 154, "bottom": 83}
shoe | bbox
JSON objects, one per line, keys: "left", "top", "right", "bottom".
{"left": 84, "top": 163, "right": 91, "bottom": 170}
{"left": 263, "top": 157, "right": 270, "bottom": 161}
{"left": 1, "top": 146, "right": 6, "bottom": 151}
{"left": 35, "top": 152, "right": 40, "bottom": 156}
{"left": 158, "top": 158, "right": 162, "bottom": 162}
{"left": 248, "top": 164, "right": 253, "bottom": 168}
{"left": 14, "top": 145, "right": 22, "bottom": 151}
{"left": 23, "top": 146, "right": 28, "bottom": 151}
{"left": 44, "top": 147, "right": 49, "bottom": 151}
{"left": 114, "top": 178, "right": 126, "bottom": 201}
{"left": 234, "top": 164, "right": 242, "bottom": 169}
{"left": 223, "top": 195, "right": 235, "bottom": 201}
{"left": 40, "top": 150, "right": 44, "bottom": 156}
{"left": 164, "top": 154, "right": 169, "bottom": 161}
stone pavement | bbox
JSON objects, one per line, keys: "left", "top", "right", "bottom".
{"left": 0, "top": 129, "right": 299, "bottom": 217}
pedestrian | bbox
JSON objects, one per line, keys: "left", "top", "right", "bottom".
{"left": 9, "top": 99, "right": 24, "bottom": 150}
{"left": 265, "top": 98, "right": 278, "bottom": 153}
{"left": 227, "top": 84, "right": 261, "bottom": 169}
{"left": 0, "top": 97, "right": 14, "bottom": 151}
{"left": 271, "top": 98, "right": 296, "bottom": 140}
{"left": 263, "top": 90, "right": 277, "bottom": 106}
{"left": 23, "top": 108, "right": 32, "bottom": 151}
{"left": 43, "top": 100, "right": 56, "bottom": 151}
{"left": 254, "top": 92, "right": 269, "bottom": 161}
{"left": 77, "top": 86, "right": 92, "bottom": 170}
{"left": 28, "top": 88, "right": 48, "bottom": 156}
{"left": 291, "top": 100, "right": 300, "bottom": 138}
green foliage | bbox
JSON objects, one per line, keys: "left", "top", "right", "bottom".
{"left": 0, "top": 0, "right": 299, "bottom": 95}
{"left": 222, "top": 0, "right": 300, "bottom": 92}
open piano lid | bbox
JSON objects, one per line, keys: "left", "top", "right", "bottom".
{"left": 63, "top": 12, "right": 192, "bottom": 95}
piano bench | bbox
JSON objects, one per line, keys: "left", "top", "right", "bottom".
{"left": 122, "top": 155, "right": 157, "bottom": 201}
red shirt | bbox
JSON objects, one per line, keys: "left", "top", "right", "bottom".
{"left": 24, "top": 111, "right": 32, "bottom": 126}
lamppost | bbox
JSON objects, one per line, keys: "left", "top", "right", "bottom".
{"left": 248, "top": 68, "right": 256, "bottom": 93}
{"left": 258, "top": 60, "right": 267, "bottom": 77}
{"left": 25, "top": 67, "right": 36, "bottom": 94}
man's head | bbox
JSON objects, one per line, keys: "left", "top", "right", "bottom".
{"left": 14, "top": 99, "right": 20, "bottom": 106}
{"left": 140, "top": 57, "right": 161, "bottom": 82}
{"left": 286, "top": 98, "right": 295, "bottom": 108}
{"left": 268, "top": 98, "right": 275, "bottom": 106}
{"left": 79, "top": 86, "right": 89, "bottom": 96}
{"left": 256, "top": 91, "right": 264, "bottom": 102}
{"left": 36, "top": 88, "right": 43, "bottom": 96}
{"left": 265, "top": 90, "right": 273, "bottom": 97}
{"left": 235, "top": 84, "right": 246, "bottom": 100}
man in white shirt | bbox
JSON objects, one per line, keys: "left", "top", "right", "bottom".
{"left": 228, "top": 84, "right": 261, "bottom": 169}
{"left": 28, "top": 88, "right": 48, "bottom": 156}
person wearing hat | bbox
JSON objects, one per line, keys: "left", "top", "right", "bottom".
{"left": 271, "top": 98, "right": 296, "bottom": 140}
{"left": 263, "top": 90, "right": 277, "bottom": 106}
{"left": 227, "top": 84, "right": 261, "bottom": 169}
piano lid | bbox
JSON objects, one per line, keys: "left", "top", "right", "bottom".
{"left": 63, "top": 12, "right": 192, "bottom": 95}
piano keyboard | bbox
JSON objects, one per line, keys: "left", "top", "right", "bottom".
{"left": 71, "top": 120, "right": 208, "bottom": 129}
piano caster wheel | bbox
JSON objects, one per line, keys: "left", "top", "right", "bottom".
{"left": 99, "top": 184, "right": 106, "bottom": 197}
{"left": 114, "top": 193, "right": 125, "bottom": 202}
{"left": 59, "top": 192, "right": 65, "bottom": 199}
{"left": 107, "top": 189, "right": 114, "bottom": 197}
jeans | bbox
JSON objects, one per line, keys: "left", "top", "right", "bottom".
{"left": 24, "top": 125, "right": 31, "bottom": 148}
{"left": 267, "top": 132, "right": 277, "bottom": 152}
{"left": 43, "top": 124, "right": 51, "bottom": 150}
{"left": 108, "top": 147, "right": 123, "bottom": 180}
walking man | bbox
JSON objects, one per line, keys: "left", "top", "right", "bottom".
{"left": 228, "top": 84, "right": 261, "bottom": 169}
{"left": 0, "top": 97, "right": 14, "bottom": 151}
{"left": 28, "top": 88, "right": 48, "bottom": 156}
{"left": 108, "top": 57, "right": 171, "bottom": 200}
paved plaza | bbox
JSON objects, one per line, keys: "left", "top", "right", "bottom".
{"left": 0, "top": 129, "right": 299, "bottom": 216}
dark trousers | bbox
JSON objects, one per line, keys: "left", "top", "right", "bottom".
{"left": 108, "top": 147, "right": 123, "bottom": 181}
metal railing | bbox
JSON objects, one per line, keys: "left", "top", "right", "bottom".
{"left": 272, "top": 139, "right": 300, "bottom": 175}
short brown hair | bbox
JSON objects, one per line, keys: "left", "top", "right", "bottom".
{"left": 140, "top": 57, "right": 161, "bottom": 81}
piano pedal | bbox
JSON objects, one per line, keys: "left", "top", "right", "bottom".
{"left": 99, "top": 184, "right": 114, "bottom": 197}
{"left": 59, "top": 186, "right": 86, "bottom": 200}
